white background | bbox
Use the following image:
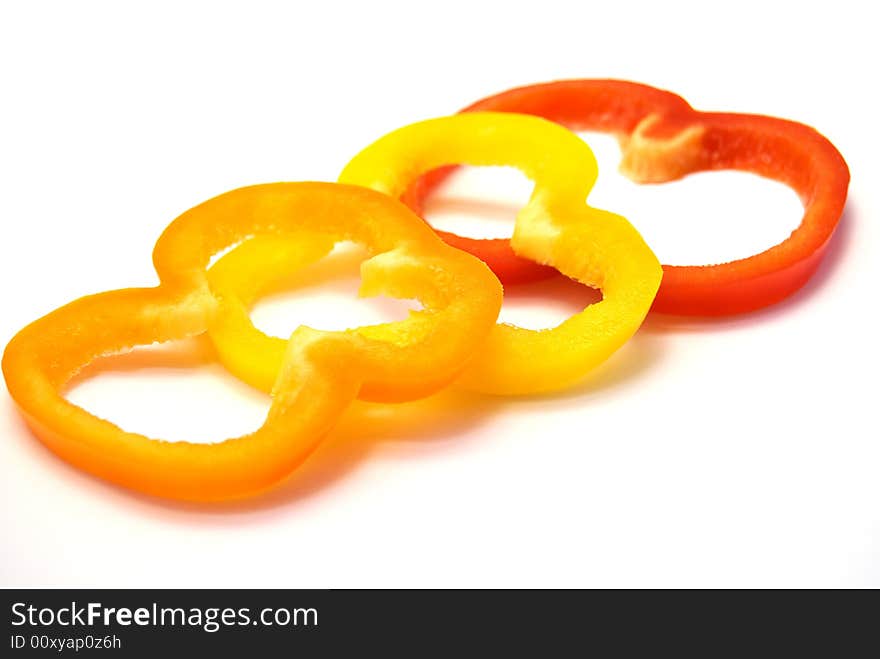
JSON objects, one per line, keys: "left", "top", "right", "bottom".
{"left": 1, "top": 1, "right": 877, "bottom": 588}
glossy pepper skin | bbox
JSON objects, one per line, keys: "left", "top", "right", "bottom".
{"left": 230, "top": 113, "right": 662, "bottom": 395}
{"left": 406, "top": 80, "right": 850, "bottom": 316}
{"left": 1, "top": 182, "right": 502, "bottom": 501}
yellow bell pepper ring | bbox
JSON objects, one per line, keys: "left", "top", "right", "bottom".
{"left": 216, "top": 113, "right": 662, "bottom": 395}
{"left": 340, "top": 112, "right": 663, "bottom": 395}
{"left": 2, "top": 182, "right": 503, "bottom": 501}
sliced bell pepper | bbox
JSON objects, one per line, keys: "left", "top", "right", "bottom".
{"left": 406, "top": 79, "right": 850, "bottom": 315}
{"left": 226, "top": 113, "right": 661, "bottom": 395}
{"left": 2, "top": 182, "right": 502, "bottom": 501}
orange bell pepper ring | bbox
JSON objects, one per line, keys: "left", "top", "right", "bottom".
{"left": 405, "top": 80, "right": 850, "bottom": 315}
{"left": 213, "top": 113, "right": 662, "bottom": 395}
{"left": 1, "top": 182, "right": 502, "bottom": 501}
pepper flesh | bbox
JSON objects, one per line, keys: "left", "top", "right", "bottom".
{"left": 2, "top": 182, "right": 502, "bottom": 501}
{"left": 227, "top": 113, "right": 662, "bottom": 395}
{"left": 406, "top": 79, "right": 850, "bottom": 315}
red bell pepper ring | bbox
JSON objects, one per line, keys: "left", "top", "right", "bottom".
{"left": 406, "top": 79, "right": 850, "bottom": 315}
